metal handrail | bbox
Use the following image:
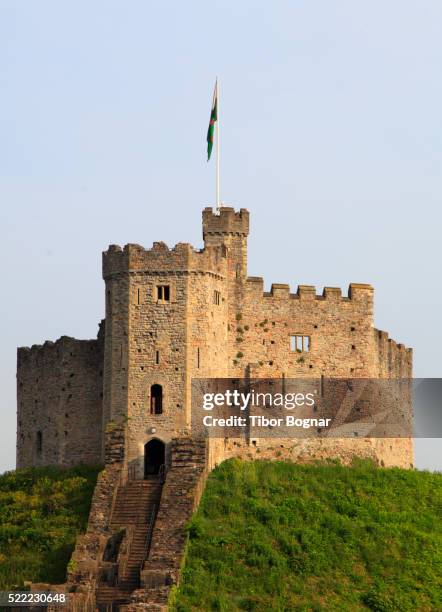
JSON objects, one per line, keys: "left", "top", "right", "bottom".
{"left": 138, "top": 502, "right": 159, "bottom": 578}
{"left": 137, "top": 465, "right": 167, "bottom": 580}
{"left": 158, "top": 463, "right": 166, "bottom": 484}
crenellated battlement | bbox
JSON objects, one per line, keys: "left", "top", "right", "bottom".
{"left": 202, "top": 206, "right": 249, "bottom": 239}
{"left": 246, "top": 278, "right": 374, "bottom": 303}
{"left": 375, "top": 328, "right": 412, "bottom": 376}
{"left": 17, "top": 204, "right": 414, "bottom": 475}
{"left": 102, "top": 241, "right": 228, "bottom": 279}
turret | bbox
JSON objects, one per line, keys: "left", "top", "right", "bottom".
{"left": 202, "top": 207, "right": 249, "bottom": 279}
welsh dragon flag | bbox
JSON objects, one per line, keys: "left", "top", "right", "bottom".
{"left": 207, "top": 82, "right": 218, "bottom": 161}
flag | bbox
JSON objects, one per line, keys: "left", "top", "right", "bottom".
{"left": 207, "top": 82, "right": 218, "bottom": 161}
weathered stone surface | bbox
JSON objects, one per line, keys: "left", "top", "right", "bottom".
{"left": 17, "top": 323, "right": 105, "bottom": 468}
{"left": 17, "top": 206, "right": 414, "bottom": 609}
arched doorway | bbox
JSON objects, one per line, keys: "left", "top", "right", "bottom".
{"left": 144, "top": 439, "right": 165, "bottom": 477}
{"left": 150, "top": 384, "right": 163, "bottom": 414}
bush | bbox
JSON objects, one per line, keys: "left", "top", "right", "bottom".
{"left": 0, "top": 465, "right": 100, "bottom": 589}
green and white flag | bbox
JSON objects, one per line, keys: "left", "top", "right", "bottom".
{"left": 207, "top": 81, "right": 218, "bottom": 161}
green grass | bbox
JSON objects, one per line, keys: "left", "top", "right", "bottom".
{"left": 173, "top": 459, "right": 442, "bottom": 612}
{"left": 0, "top": 465, "right": 100, "bottom": 589}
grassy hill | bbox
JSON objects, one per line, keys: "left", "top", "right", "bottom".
{"left": 172, "top": 459, "right": 442, "bottom": 612}
{"left": 0, "top": 465, "right": 100, "bottom": 589}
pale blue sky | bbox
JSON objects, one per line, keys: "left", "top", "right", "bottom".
{"left": 1, "top": 1, "right": 441, "bottom": 472}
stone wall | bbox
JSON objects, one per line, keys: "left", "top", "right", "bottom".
{"left": 16, "top": 325, "right": 105, "bottom": 468}
{"left": 226, "top": 281, "right": 376, "bottom": 379}
{"left": 16, "top": 205, "right": 414, "bottom": 473}
{"left": 208, "top": 436, "right": 413, "bottom": 471}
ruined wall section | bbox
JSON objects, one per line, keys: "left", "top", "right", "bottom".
{"left": 17, "top": 327, "right": 104, "bottom": 468}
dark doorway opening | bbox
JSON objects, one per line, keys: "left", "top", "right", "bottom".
{"left": 144, "top": 439, "right": 165, "bottom": 477}
{"left": 150, "top": 384, "right": 163, "bottom": 414}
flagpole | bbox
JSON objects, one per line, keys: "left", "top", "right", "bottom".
{"left": 216, "top": 78, "right": 220, "bottom": 213}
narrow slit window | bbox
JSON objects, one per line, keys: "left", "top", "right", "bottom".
{"left": 197, "top": 347, "right": 200, "bottom": 369}
{"left": 157, "top": 285, "right": 170, "bottom": 303}
{"left": 36, "top": 431, "right": 42, "bottom": 454}
{"left": 155, "top": 350, "right": 160, "bottom": 365}
{"left": 137, "top": 288, "right": 140, "bottom": 305}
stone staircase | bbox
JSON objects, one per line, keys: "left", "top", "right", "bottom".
{"left": 63, "top": 437, "right": 208, "bottom": 611}
{"left": 96, "top": 479, "right": 162, "bottom": 610}
{"left": 139, "top": 439, "right": 208, "bottom": 592}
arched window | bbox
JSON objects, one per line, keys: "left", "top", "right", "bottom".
{"left": 36, "top": 431, "right": 42, "bottom": 454}
{"left": 150, "top": 384, "right": 163, "bottom": 415}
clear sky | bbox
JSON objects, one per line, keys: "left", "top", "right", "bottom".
{"left": 1, "top": 1, "right": 441, "bottom": 472}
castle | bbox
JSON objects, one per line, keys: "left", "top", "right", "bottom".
{"left": 16, "top": 207, "right": 413, "bottom": 609}
{"left": 17, "top": 206, "right": 413, "bottom": 473}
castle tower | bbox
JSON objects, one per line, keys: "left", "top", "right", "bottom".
{"left": 16, "top": 205, "right": 413, "bottom": 473}
{"left": 202, "top": 207, "right": 249, "bottom": 280}
{"left": 101, "top": 217, "right": 231, "bottom": 477}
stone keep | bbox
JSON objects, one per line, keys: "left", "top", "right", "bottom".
{"left": 16, "top": 207, "right": 413, "bottom": 471}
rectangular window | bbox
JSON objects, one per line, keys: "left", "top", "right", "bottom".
{"left": 290, "top": 335, "right": 310, "bottom": 352}
{"left": 155, "top": 350, "right": 160, "bottom": 365}
{"left": 157, "top": 285, "right": 170, "bottom": 303}
{"left": 213, "top": 290, "right": 221, "bottom": 305}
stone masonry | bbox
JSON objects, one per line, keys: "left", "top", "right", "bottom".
{"left": 17, "top": 206, "right": 413, "bottom": 609}
{"left": 17, "top": 206, "right": 413, "bottom": 472}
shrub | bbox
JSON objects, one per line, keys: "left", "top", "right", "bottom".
{"left": 0, "top": 465, "right": 100, "bottom": 589}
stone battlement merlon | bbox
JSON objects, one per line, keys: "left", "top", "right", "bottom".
{"left": 16, "top": 198, "right": 415, "bottom": 550}
{"left": 375, "top": 328, "right": 413, "bottom": 356}
{"left": 202, "top": 206, "right": 250, "bottom": 239}
{"left": 102, "top": 241, "right": 227, "bottom": 280}
{"left": 246, "top": 277, "right": 374, "bottom": 302}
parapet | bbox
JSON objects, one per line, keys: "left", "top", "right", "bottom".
{"left": 246, "top": 278, "right": 373, "bottom": 303}
{"left": 103, "top": 241, "right": 227, "bottom": 279}
{"left": 375, "top": 329, "right": 413, "bottom": 376}
{"left": 202, "top": 207, "right": 249, "bottom": 239}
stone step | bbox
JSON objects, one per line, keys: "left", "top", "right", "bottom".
{"left": 113, "top": 497, "right": 161, "bottom": 506}
{"left": 96, "top": 585, "right": 132, "bottom": 605}
{"left": 97, "top": 477, "right": 163, "bottom": 603}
